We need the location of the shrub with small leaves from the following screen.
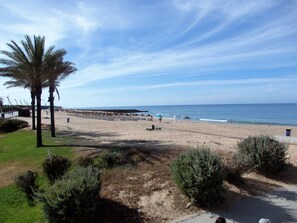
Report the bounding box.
[42,154,71,183]
[78,156,94,167]
[97,150,127,169]
[15,170,38,204]
[171,147,225,208]
[96,149,149,169]
[237,135,288,175]
[37,166,101,223]
[0,119,28,132]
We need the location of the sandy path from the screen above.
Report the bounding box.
[172,183,297,223]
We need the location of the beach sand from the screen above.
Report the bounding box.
[16,110,297,222]
[37,110,297,160]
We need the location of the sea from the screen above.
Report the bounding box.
[83,103,297,126]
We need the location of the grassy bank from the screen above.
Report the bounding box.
[0,130,73,223]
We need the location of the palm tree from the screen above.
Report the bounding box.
[0,35,50,147]
[0,96,3,118]
[3,77,36,130]
[44,49,76,137]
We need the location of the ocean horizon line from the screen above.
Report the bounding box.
[71,102,297,109]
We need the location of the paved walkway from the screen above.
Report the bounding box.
[172,185,297,223]
[275,135,297,144]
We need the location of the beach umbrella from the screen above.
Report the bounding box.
[156,113,162,118]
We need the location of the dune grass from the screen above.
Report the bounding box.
[0,130,73,223]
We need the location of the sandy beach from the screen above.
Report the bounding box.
[34,110,297,160]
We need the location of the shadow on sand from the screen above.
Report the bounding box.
[96,198,144,223]
[265,163,297,185]
[44,129,181,161]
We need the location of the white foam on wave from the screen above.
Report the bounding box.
[199,118,228,123]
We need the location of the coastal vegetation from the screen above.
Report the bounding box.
[37,166,101,223]
[170,135,289,209]
[171,147,225,208]
[15,171,39,205]
[46,49,76,137]
[42,154,71,183]
[0,96,3,116]
[0,119,28,132]
[237,135,288,175]
[0,35,76,146]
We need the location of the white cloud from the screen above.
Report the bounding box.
[0,0,297,106]
[67,76,297,94]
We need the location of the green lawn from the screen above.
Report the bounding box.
[0,184,45,223]
[0,130,72,168]
[0,130,73,223]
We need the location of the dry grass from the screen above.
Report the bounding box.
[0,163,29,187]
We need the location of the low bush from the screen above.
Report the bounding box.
[42,154,71,183]
[97,151,126,168]
[77,156,94,167]
[15,171,38,204]
[96,149,148,169]
[171,147,225,208]
[237,135,288,174]
[0,119,28,132]
[37,166,101,223]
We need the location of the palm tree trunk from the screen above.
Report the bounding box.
[31,91,36,130]
[36,88,43,147]
[49,86,55,137]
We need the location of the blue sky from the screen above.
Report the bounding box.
[0,0,296,107]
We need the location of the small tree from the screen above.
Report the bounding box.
[45,50,76,137]
[0,96,3,118]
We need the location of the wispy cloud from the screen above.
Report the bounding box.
[0,0,296,106]
[76,76,297,94]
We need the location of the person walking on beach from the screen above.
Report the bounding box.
[159,115,162,123]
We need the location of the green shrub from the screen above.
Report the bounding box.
[37,166,101,223]
[77,156,94,167]
[42,154,71,183]
[97,151,126,168]
[237,135,288,174]
[96,149,149,169]
[15,171,38,204]
[171,147,225,207]
[0,119,28,132]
